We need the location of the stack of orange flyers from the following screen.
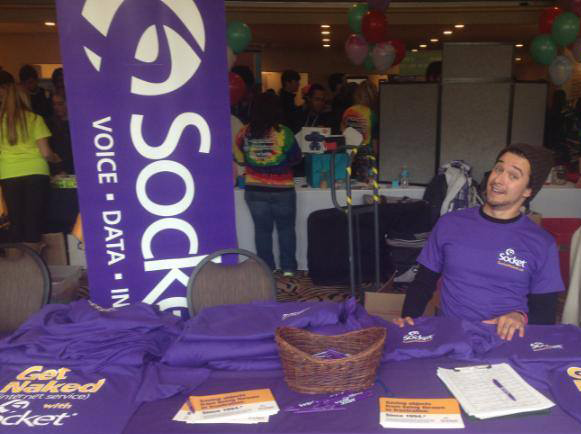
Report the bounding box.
[173,389,279,424]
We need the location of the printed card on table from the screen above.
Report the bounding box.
[186,388,279,423]
[380,397,464,429]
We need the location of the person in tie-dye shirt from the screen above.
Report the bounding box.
[341,80,378,181]
[234,92,302,276]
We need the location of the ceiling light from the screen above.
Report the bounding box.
[322,38,331,42]
[515,43,524,48]
[323,44,331,48]
[320,24,330,28]
[443,30,453,35]
[321,31,330,35]
[515,57,522,61]
[454,24,465,29]
[430,38,439,43]
[44,21,56,26]
[419,44,428,48]
[411,48,418,52]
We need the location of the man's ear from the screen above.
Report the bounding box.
[523,187,532,199]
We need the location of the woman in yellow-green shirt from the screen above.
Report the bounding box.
[0,71,60,245]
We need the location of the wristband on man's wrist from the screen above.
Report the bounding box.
[515,311,528,325]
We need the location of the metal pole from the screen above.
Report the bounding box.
[329,146,357,298]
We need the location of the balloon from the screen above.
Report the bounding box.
[571,0,581,17]
[572,38,581,61]
[345,34,369,65]
[539,6,563,33]
[363,53,375,72]
[227,21,252,54]
[530,34,557,65]
[348,3,369,34]
[371,42,396,72]
[549,55,574,85]
[362,10,387,44]
[229,72,245,105]
[368,0,390,11]
[552,12,580,46]
[227,46,236,69]
[385,39,406,65]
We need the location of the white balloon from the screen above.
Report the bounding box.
[549,55,573,86]
[371,42,396,73]
[227,46,236,69]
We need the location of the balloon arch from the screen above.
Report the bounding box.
[531,4,581,86]
[345,2,406,72]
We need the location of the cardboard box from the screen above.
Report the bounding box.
[364,291,437,322]
[67,234,87,267]
[527,211,542,226]
[41,233,68,265]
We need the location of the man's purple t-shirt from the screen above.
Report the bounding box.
[417,207,564,321]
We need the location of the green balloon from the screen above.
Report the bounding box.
[530,34,557,65]
[552,12,580,47]
[348,3,369,34]
[364,53,375,72]
[227,21,252,54]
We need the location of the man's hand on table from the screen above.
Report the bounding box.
[392,316,415,327]
[482,312,526,341]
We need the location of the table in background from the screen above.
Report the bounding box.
[123,357,581,434]
[235,186,425,270]
[235,184,581,271]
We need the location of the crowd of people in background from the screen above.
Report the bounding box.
[0,65,73,248]
[231,66,382,276]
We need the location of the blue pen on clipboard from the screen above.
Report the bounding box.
[492,378,517,401]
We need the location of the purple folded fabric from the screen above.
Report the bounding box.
[477,324,581,363]
[0,301,182,372]
[136,364,210,402]
[381,317,497,362]
[0,363,145,434]
[162,299,378,368]
[548,362,581,425]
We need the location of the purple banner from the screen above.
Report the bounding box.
[55,0,237,316]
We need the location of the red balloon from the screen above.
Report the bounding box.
[362,10,387,44]
[385,39,406,66]
[229,72,245,106]
[571,0,581,16]
[539,6,563,33]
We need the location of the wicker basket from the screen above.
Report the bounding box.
[275,326,387,394]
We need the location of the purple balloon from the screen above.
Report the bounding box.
[345,34,369,65]
[368,0,390,11]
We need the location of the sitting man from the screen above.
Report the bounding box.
[394,144,564,341]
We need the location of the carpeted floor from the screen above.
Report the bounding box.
[275,271,398,303]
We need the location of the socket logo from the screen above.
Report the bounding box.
[402,330,434,344]
[530,341,564,352]
[81,0,205,96]
[497,248,527,272]
[0,400,78,427]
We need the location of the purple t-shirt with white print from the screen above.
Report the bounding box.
[418,207,564,321]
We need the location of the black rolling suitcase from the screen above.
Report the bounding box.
[307,205,392,286]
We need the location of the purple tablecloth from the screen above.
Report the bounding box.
[122,357,581,434]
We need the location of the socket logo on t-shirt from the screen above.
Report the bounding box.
[567,367,581,392]
[402,331,434,344]
[530,342,564,352]
[497,248,527,272]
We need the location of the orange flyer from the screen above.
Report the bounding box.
[187,389,278,422]
[379,397,464,429]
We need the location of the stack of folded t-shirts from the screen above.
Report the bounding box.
[162,298,383,371]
